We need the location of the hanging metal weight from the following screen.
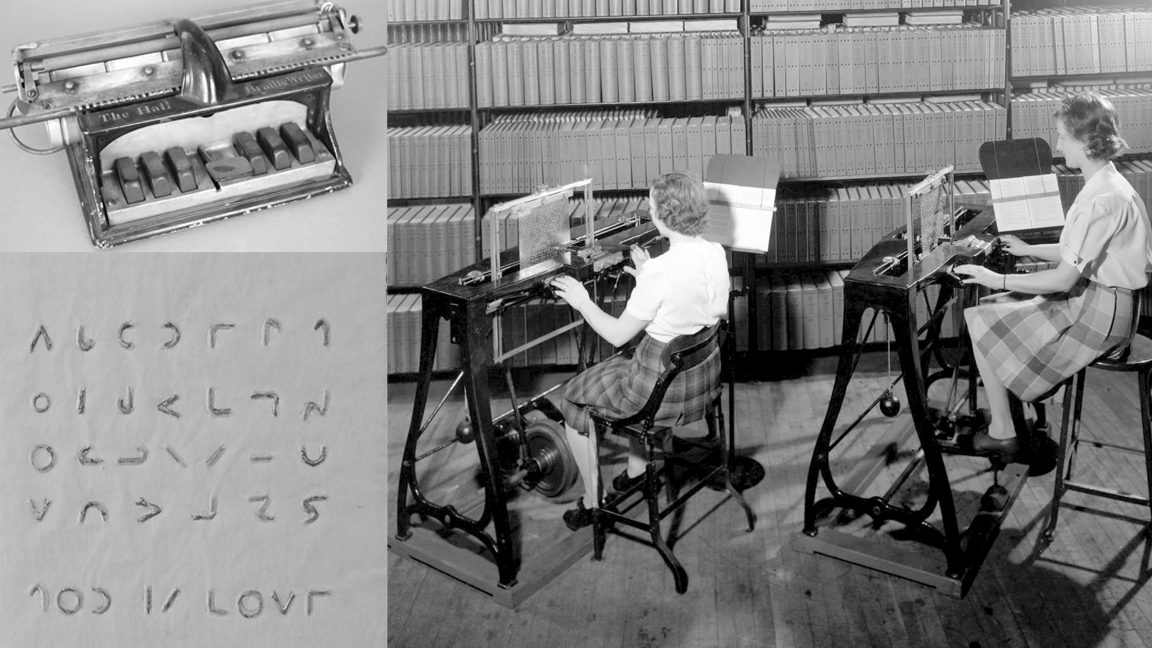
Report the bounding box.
[879,389,901,417]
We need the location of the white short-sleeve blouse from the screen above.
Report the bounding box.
[624,238,730,343]
[1059,162,1152,290]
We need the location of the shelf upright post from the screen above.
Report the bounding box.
[468,0,485,264]
[1004,0,1013,140]
[742,0,753,157]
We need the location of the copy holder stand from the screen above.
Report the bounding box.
[702,154,781,489]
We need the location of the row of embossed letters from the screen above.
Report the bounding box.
[27,494,329,525]
[30,387,330,419]
[29,319,331,352]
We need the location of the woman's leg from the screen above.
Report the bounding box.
[965,309,1015,439]
[565,423,600,505]
[626,438,647,478]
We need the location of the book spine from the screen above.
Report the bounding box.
[618,38,635,102]
[667,36,687,100]
[685,36,703,100]
[554,39,571,104]
[601,38,619,103]
[651,37,670,101]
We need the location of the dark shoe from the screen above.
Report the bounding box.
[971,431,1019,462]
[611,470,646,492]
[563,498,594,531]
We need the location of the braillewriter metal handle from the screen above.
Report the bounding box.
[0,44,386,134]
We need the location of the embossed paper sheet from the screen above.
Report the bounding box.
[0,253,387,647]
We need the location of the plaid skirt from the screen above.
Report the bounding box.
[966,279,1136,402]
[558,333,721,435]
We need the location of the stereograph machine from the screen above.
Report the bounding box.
[797,165,1059,597]
[0,0,386,246]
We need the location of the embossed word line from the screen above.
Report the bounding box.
[28,585,331,618]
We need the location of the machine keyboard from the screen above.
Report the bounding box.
[101,121,335,226]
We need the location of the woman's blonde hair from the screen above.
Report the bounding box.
[650,171,709,236]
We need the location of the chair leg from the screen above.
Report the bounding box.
[1066,369,1088,482]
[646,464,688,594]
[592,506,606,560]
[1140,369,1152,526]
[660,431,679,509]
[642,434,688,594]
[591,425,606,561]
[1042,373,1080,542]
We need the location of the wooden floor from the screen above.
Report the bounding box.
[387,357,1152,648]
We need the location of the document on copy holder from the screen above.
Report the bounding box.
[979,138,1066,234]
[703,155,781,253]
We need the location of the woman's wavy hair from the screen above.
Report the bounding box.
[1054,92,1128,161]
[650,171,709,236]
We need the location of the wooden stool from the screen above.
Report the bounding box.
[1041,333,1152,542]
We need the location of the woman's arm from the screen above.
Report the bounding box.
[1019,243,1063,264]
[953,259,1082,294]
[998,235,1062,263]
[549,275,650,347]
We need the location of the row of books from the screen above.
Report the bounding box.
[750,100,1006,178]
[388,43,471,111]
[471,101,1003,195]
[385,178,974,286]
[475,34,745,108]
[1052,158,1152,215]
[1010,8,1152,77]
[388,0,465,23]
[750,0,999,10]
[759,178,990,265]
[387,17,1138,111]
[504,19,741,35]
[750,270,964,351]
[387,22,497,45]
[748,25,1005,98]
[390,93,1145,197]
[387,203,478,286]
[390,125,473,200]
[388,293,458,375]
[392,87,1152,198]
[477,112,735,194]
[466,0,994,20]
[387,197,644,286]
[475,0,741,19]
[834,11,967,28]
[1011,87,1152,156]
[386,158,1152,290]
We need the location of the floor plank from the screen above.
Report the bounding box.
[388,359,1152,647]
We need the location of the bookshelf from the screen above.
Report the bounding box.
[1006,1,1152,329]
[387,0,1152,375]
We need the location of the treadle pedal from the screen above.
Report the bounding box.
[705,456,766,492]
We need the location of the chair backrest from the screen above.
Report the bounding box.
[619,323,722,430]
